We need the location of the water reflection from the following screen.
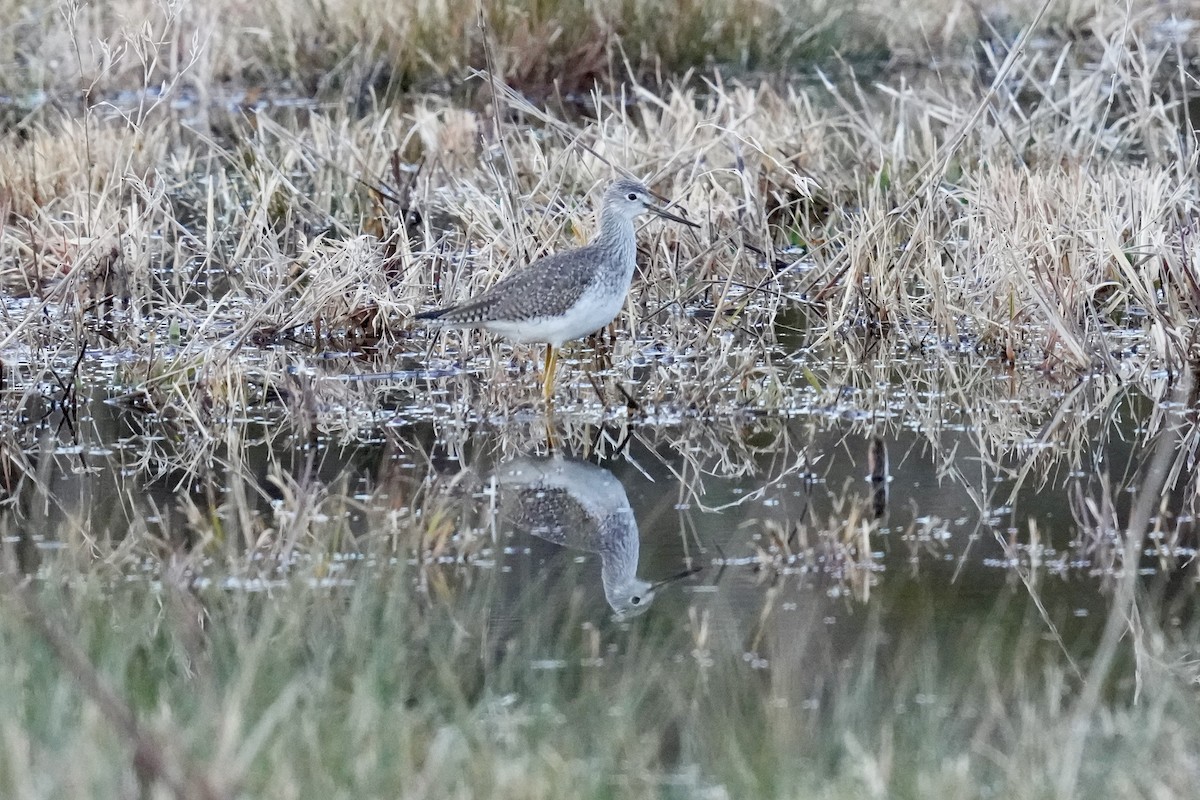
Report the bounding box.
[495,455,657,617]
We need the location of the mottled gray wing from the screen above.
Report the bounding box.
[430,246,598,325]
[501,486,599,549]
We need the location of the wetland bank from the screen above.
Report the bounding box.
[4,0,1200,797]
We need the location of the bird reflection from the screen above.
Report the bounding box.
[495,456,654,617]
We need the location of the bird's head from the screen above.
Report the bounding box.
[604,179,699,228]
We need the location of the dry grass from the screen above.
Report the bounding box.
[0,0,1120,103]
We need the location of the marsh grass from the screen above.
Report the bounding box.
[8,4,1200,431]
[0,0,1113,103]
[6,0,1200,797]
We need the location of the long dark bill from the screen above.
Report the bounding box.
[648,203,700,228]
[649,565,703,591]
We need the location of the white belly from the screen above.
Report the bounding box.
[483,283,628,346]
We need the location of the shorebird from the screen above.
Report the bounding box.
[414,178,698,401]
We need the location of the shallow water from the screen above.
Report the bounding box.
[3,347,1188,677]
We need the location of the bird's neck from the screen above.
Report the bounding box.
[591,210,637,272]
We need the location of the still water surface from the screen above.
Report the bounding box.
[7,353,1173,687]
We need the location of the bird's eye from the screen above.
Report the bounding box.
[626,192,638,201]
[631,595,642,605]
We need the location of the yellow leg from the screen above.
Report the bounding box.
[542,345,559,402]
[543,404,558,451]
